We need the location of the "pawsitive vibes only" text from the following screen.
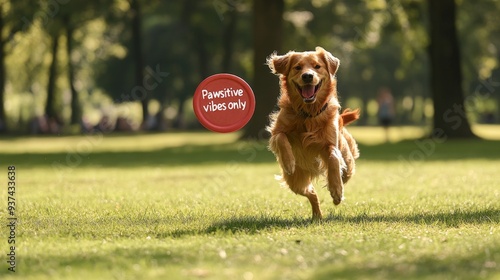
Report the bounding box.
[201,88,247,112]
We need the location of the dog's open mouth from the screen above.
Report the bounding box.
[295,81,322,103]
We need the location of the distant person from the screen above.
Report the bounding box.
[95,115,115,133]
[80,116,94,134]
[47,116,62,134]
[377,88,395,142]
[115,116,135,132]
[30,115,49,134]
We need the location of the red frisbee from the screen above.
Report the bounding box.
[193,73,255,133]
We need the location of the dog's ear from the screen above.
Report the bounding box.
[316,46,340,76]
[267,52,292,75]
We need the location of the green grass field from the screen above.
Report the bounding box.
[0,126,499,280]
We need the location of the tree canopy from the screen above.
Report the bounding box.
[0,0,499,136]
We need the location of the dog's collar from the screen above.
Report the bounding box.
[299,102,329,118]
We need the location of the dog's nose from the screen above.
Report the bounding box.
[302,73,313,83]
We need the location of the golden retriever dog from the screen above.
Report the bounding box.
[266,46,360,220]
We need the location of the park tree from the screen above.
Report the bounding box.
[95,1,245,129]
[0,3,8,132]
[0,1,39,132]
[0,3,7,131]
[62,0,113,125]
[427,0,476,138]
[459,0,500,121]
[19,0,115,128]
[129,0,149,125]
[41,4,73,123]
[242,0,284,139]
[44,29,60,122]
[2,0,499,134]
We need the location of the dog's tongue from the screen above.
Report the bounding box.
[301,85,315,99]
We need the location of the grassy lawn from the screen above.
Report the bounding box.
[0,126,499,279]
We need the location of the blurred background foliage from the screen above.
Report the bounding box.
[0,0,499,134]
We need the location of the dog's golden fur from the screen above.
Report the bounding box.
[266,47,360,220]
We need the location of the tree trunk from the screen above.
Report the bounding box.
[172,0,195,129]
[427,0,476,138]
[45,32,59,119]
[222,9,237,72]
[241,0,284,139]
[65,19,80,125]
[130,0,148,125]
[195,29,209,78]
[0,8,6,132]
[174,94,187,129]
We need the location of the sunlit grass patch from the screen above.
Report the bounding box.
[0,130,499,279]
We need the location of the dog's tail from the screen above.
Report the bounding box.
[339,108,360,127]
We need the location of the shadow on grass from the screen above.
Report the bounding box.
[358,139,500,161]
[166,207,499,237]
[0,142,275,168]
[12,210,499,279]
[204,216,313,234]
[312,246,500,280]
[12,243,500,280]
[329,207,500,227]
[160,216,312,238]
[3,139,500,168]
[2,246,178,278]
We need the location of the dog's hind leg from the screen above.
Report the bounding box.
[305,184,322,220]
[283,167,322,220]
[340,129,359,184]
[340,138,355,184]
[323,146,345,205]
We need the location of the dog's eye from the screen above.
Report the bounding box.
[294,65,302,71]
[314,65,321,69]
